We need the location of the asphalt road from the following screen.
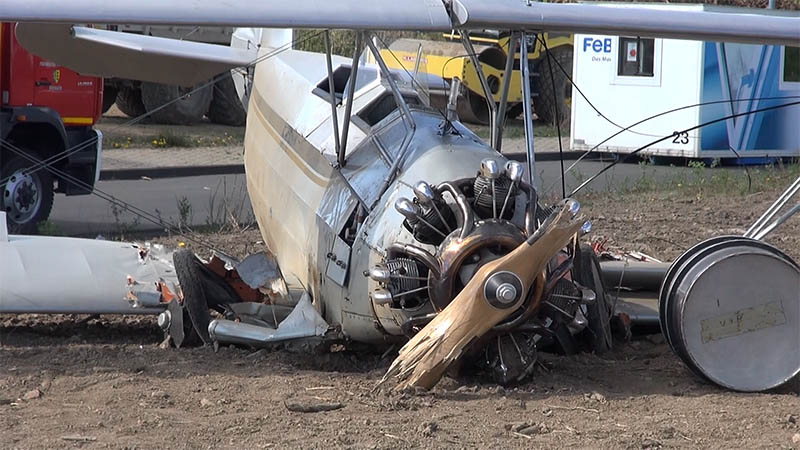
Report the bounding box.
[49,160,739,236]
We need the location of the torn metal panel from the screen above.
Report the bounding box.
[207,293,330,347]
[235,252,288,299]
[0,218,177,315]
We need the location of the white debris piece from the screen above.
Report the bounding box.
[0,212,177,315]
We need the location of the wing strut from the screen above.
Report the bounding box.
[339,33,364,168]
[494,32,518,152]
[520,32,539,237]
[324,31,342,159]
[461,32,498,148]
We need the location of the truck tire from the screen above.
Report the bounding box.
[141,82,213,125]
[102,86,118,114]
[208,72,247,126]
[536,47,573,130]
[1,152,55,234]
[115,87,147,118]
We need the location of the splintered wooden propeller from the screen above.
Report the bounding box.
[380,200,584,391]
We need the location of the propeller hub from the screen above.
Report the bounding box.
[484,271,524,309]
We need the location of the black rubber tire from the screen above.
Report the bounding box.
[572,244,614,353]
[535,47,573,130]
[456,89,490,125]
[173,249,242,345]
[102,86,119,114]
[1,152,54,234]
[207,73,247,127]
[141,82,213,125]
[115,87,147,118]
[173,250,216,345]
[505,103,523,119]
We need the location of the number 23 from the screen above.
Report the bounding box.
[672,131,689,145]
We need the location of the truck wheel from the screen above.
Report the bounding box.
[208,72,247,126]
[505,103,523,119]
[536,47,573,130]
[141,82,213,125]
[1,152,55,234]
[102,86,119,114]
[115,87,147,118]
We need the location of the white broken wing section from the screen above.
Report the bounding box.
[0,221,177,315]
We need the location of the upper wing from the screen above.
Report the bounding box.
[2,0,797,86]
[0,0,453,30]
[452,0,799,46]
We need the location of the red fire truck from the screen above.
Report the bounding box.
[1,22,103,233]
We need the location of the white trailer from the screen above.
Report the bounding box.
[570,4,799,161]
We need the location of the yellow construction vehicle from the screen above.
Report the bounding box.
[381,31,573,126]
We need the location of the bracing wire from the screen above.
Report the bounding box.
[568,100,800,197]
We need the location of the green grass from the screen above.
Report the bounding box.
[105,129,244,150]
[613,159,800,198]
[470,122,561,140]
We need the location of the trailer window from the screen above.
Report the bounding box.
[617,37,655,77]
[783,46,799,83]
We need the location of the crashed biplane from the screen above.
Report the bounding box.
[1,0,798,392]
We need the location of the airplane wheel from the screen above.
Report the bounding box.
[173,250,242,345]
[173,250,215,344]
[573,244,613,353]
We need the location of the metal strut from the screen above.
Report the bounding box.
[339,32,363,168]
[461,32,497,147]
[323,31,341,157]
[495,32,519,152]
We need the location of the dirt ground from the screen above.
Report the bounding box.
[2,182,799,449]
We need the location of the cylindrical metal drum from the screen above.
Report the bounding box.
[659,237,800,391]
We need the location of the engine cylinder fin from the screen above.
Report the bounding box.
[473,175,515,220]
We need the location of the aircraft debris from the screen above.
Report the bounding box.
[207,293,332,347]
[0,213,177,315]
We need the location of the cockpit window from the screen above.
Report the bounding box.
[315,65,351,103]
[314,65,379,104]
[358,93,420,127]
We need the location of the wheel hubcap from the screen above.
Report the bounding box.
[3,169,42,223]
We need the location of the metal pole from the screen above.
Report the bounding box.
[519,33,537,191]
[460,32,497,147]
[323,31,341,158]
[754,202,800,240]
[768,0,776,10]
[339,32,363,168]
[495,32,518,152]
[744,175,800,238]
